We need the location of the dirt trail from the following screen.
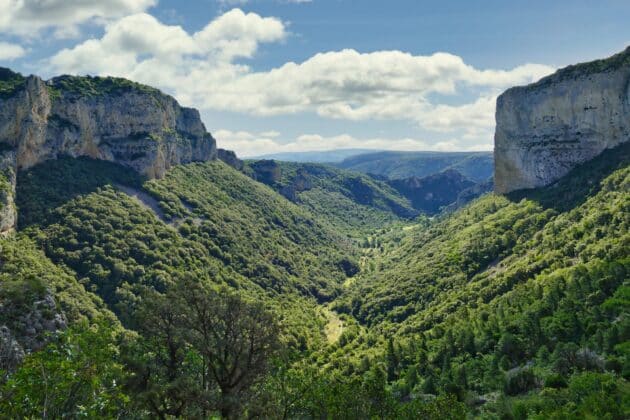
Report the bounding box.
[114,184,168,222]
[115,184,205,228]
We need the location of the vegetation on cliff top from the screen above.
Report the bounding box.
[48,74,163,98]
[0,67,25,99]
[511,46,630,93]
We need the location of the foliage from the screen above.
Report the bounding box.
[308,143,630,419]
[17,158,355,307]
[124,279,281,418]
[49,74,162,98]
[0,320,129,418]
[246,160,418,237]
[2,140,629,418]
[0,67,25,99]
[143,160,356,300]
[0,235,112,335]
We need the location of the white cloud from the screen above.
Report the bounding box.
[0,41,26,60]
[45,8,554,150]
[0,0,156,37]
[49,9,286,76]
[260,130,281,138]
[214,129,492,157]
[200,50,552,129]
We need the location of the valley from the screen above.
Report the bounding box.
[0,46,629,419]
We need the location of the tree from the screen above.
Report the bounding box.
[176,279,281,419]
[122,287,202,419]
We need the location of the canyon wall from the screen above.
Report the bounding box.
[0,69,219,232]
[495,47,630,193]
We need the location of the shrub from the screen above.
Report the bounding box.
[544,373,568,389]
[504,367,539,395]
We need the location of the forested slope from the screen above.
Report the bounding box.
[18,157,355,302]
[1,142,627,418]
[323,142,630,418]
[247,160,418,236]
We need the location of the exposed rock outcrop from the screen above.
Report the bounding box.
[0,291,67,372]
[218,148,244,170]
[0,69,222,231]
[495,47,630,193]
[388,169,476,214]
[0,149,17,234]
[0,72,217,177]
[250,159,282,185]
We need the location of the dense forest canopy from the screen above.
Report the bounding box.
[0,140,627,418]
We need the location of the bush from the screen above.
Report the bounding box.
[544,373,568,389]
[574,348,605,372]
[504,367,539,396]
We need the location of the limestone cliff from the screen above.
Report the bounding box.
[495,47,630,193]
[0,68,219,232]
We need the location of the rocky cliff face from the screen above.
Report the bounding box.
[495,47,630,193]
[388,169,476,214]
[0,149,17,234]
[0,69,219,232]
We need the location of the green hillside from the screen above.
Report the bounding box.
[17,157,356,302]
[247,160,419,236]
[323,142,629,418]
[0,235,114,360]
[1,143,628,418]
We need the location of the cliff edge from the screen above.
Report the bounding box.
[494,46,630,193]
[0,68,219,232]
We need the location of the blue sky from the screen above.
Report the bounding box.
[0,0,628,156]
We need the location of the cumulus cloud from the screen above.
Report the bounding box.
[214,129,492,157]
[46,8,553,149]
[49,9,285,75]
[0,41,26,60]
[0,0,156,37]
[202,50,552,127]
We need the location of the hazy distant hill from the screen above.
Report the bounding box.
[251,149,382,163]
[336,150,493,182]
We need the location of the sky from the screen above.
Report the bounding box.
[0,1,628,157]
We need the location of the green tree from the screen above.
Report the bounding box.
[175,279,282,418]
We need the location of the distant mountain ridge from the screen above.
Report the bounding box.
[250,148,383,163]
[336,150,493,182]
[246,159,419,235]
[252,149,494,183]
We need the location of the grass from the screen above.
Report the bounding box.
[323,307,344,344]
